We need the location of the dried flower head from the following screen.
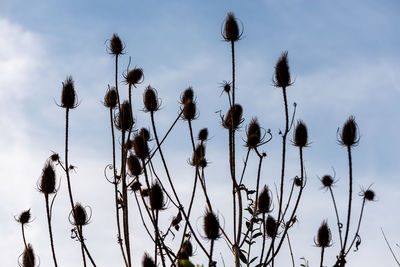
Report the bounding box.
[182,100,197,121]
[143,86,160,112]
[130,181,142,192]
[246,118,261,148]
[180,87,194,104]
[116,100,133,131]
[70,203,91,226]
[50,153,59,162]
[22,243,35,267]
[198,128,208,141]
[294,177,303,187]
[293,120,308,148]
[220,81,231,94]
[149,182,165,211]
[266,215,278,238]
[223,104,243,130]
[142,253,156,267]
[104,87,118,108]
[315,220,332,248]
[127,154,142,176]
[203,209,220,240]
[178,239,193,260]
[61,76,78,109]
[222,12,241,42]
[338,116,359,147]
[360,188,376,201]
[17,209,31,225]
[125,68,144,86]
[191,143,207,168]
[258,186,272,214]
[109,33,124,56]
[133,134,149,160]
[38,161,57,195]
[273,51,292,88]
[320,175,335,189]
[139,128,151,141]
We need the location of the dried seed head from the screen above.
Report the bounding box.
[339,116,359,147]
[109,33,124,56]
[22,243,35,267]
[198,128,208,141]
[180,87,194,104]
[130,181,142,192]
[182,101,197,121]
[293,120,308,148]
[246,118,261,148]
[273,51,292,88]
[133,134,149,160]
[116,101,133,131]
[17,209,31,225]
[143,86,160,112]
[127,154,142,176]
[294,177,302,187]
[142,253,156,267]
[266,215,278,238]
[104,87,118,108]
[223,104,243,130]
[39,162,56,195]
[139,128,151,142]
[363,189,376,201]
[191,143,206,168]
[141,188,149,197]
[71,203,90,226]
[125,68,144,86]
[321,175,334,188]
[150,183,165,211]
[222,12,241,42]
[221,81,231,94]
[61,76,77,109]
[203,209,220,240]
[316,220,332,248]
[258,186,272,214]
[50,153,59,162]
[178,239,193,259]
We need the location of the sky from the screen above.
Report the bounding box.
[1,0,399,266]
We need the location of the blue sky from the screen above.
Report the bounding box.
[1,1,399,266]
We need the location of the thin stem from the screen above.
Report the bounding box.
[21,224,28,249]
[320,247,325,267]
[209,239,215,267]
[45,194,58,267]
[381,228,400,266]
[81,228,87,267]
[329,187,343,249]
[287,233,295,267]
[239,148,250,185]
[345,198,366,256]
[342,146,353,254]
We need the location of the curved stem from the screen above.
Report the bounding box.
[329,187,343,249]
[345,198,366,256]
[45,194,58,267]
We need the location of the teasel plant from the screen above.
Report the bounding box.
[16,209,37,267]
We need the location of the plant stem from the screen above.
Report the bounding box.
[329,187,343,249]
[45,194,58,267]
[342,146,353,255]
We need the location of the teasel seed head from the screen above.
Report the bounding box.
[338,116,359,147]
[104,87,118,108]
[191,143,206,168]
[38,161,57,195]
[198,128,208,141]
[178,239,193,259]
[258,185,272,214]
[130,181,142,192]
[315,220,332,248]
[109,33,124,56]
[222,12,241,42]
[143,86,160,112]
[116,100,133,131]
[362,189,376,201]
[125,67,144,86]
[127,154,142,176]
[139,127,151,142]
[22,243,35,267]
[203,209,220,240]
[223,104,243,131]
[320,175,335,189]
[273,51,292,88]
[266,215,278,238]
[221,81,231,94]
[50,153,59,162]
[294,176,303,187]
[246,118,261,148]
[150,182,165,211]
[180,87,194,104]
[182,100,197,121]
[142,253,156,267]
[61,76,78,109]
[70,203,91,226]
[293,120,308,148]
[17,209,31,225]
[133,133,149,160]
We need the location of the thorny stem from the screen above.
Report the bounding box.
[209,239,215,267]
[345,198,366,256]
[45,194,58,267]
[80,227,87,267]
[320,247,325,267]
[342,146,353,256]
[65,108,96,267]
[329,187,343,249]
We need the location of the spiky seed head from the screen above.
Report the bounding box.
[125,68,144,86]
[133,134,149,160]
[17,209,31,225]
[182,101,196,121]
[191,144,206,167]
[130,181,142,192]
[104,87,118,108]
[109,33,124,56]
[149,182,165,211]
[22,243,35,267]
[266,215,278,238]
[321,175,334,188]
[363,189,376,201]
[246,118,261,148]
[72,203,89,226]
[222,81,231,94]
[198,128,208,141]
[143,86,160,112]
[223,12,240,42]
[203,209,220,240]
[178,239,193,259]
[127,154,142,176]
[142,253,156,267]
[273,51,292,88]
[116,101,133,131]
[293,120,308,148]
[39,162,56,194]
[339,116,359,147]
[139,128,151,141]
[316,220,332,248]
[223,104,243,130]
[180,87,194,104]
[50,153,59,162]
[294,177,302,187]
[141,188,149,197]
[258,186,272,214]
[61,76,77,109]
